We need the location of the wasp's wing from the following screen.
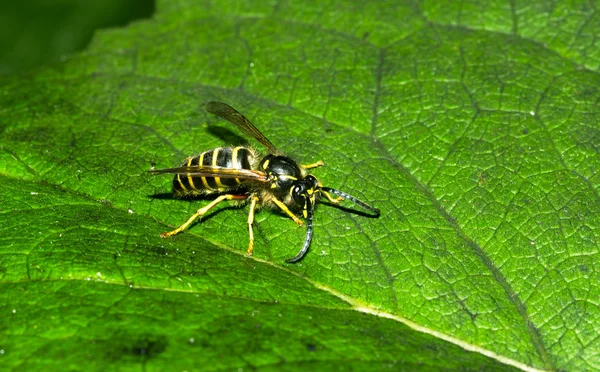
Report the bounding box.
[149,165,269,182]
[206,101,278,153]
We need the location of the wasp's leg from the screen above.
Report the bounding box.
[301,160,324,169]
[160,194,248,237]
[322,190,344,204]
[246,195,259,256]
[272,197,304,226]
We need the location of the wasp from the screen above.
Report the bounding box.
[150,102,380,263]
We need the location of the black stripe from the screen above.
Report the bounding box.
[172,174,185,193]
[185,157,197,191]
[173,156,196,193]
[203,149,218,189]
[216,148,237,187]
[187,156,201,191]
[174,172,191,193]
[216,147,233,168]
[237,148,252,170]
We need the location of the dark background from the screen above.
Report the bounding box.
[0,0,154,75]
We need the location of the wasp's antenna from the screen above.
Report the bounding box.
[320,187,380,216]
[286,198,314,263]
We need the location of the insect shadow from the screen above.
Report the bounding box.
[320,201,382,219]
[206,125,247,146]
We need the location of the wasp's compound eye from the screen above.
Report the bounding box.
[292,185,306,205]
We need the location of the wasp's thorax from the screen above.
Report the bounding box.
[259,154,301,195]
[259,155,320,211]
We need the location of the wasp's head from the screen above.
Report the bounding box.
[285,175,381,264]
[291,175,319,218]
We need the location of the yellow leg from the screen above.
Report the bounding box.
[302,160,324,169]
[272,197,304,226]
[160,194,247,237]
[323,190,344,204]
[247,196,259,256]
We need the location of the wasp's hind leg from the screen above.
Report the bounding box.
[246,195,259,256]
[301,160,324,169]
[160,194,248,237]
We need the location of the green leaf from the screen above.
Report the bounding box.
[1,1,599,370]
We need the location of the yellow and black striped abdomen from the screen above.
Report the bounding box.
[173,146,255,195]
